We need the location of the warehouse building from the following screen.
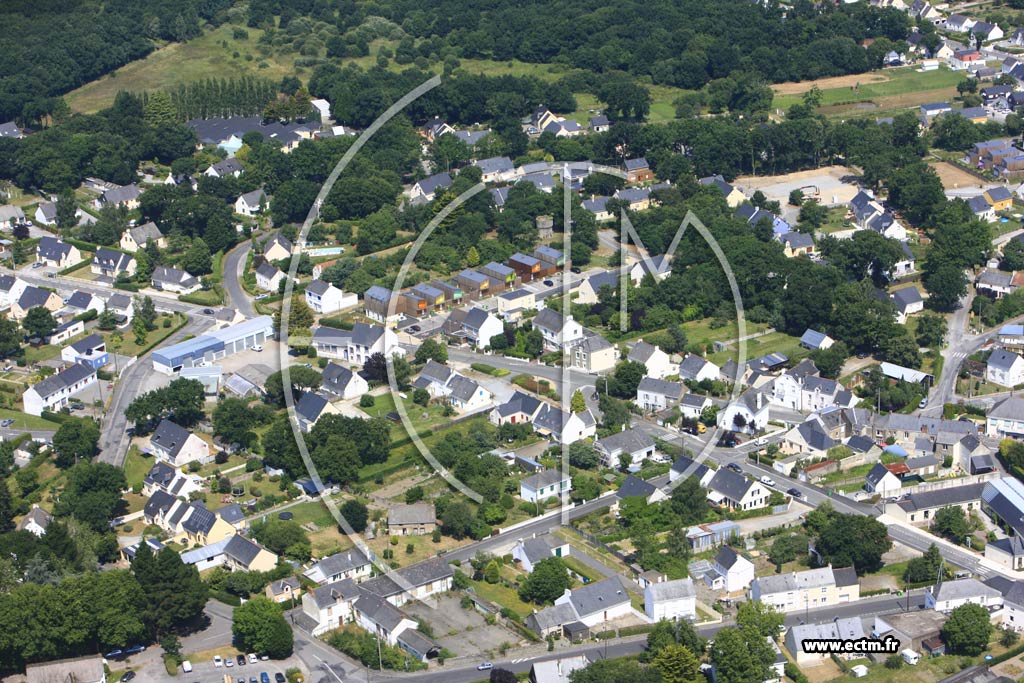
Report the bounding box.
[152,316,274,374]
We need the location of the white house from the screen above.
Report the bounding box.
[520,470,572,503]
[304,547,373,585]
[205,158,243,178]
[457,307,504,349]
[645,578,696,622]
[678,354,720,383]
[636,377,685,412]
[552,576,632,628]
[16,505,53,537]
[628,341,677,379]
[706,468,769,511]
[988,349,1024,388]
[865,463,902,496]
[710,546,755,593]
[255,262,285,291]
[22,363,97,416]
[987,396,1024,438]
[924,578,1002,612]
[512,535,570,573]
[147,419,212,467]
[234,188,268,216]
[152,266,201,295]
[800,329,834,351]
[321,362,370,400]
[717,390,769,434]
[679,393,711,421]
[311,323,402,366]
[305,279,357,315]
[0,276,27,311]
[532,308,584,351]
[594,428,657,468]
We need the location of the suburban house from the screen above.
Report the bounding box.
[987,537,1024,571]
[295,392,341,433]
[17,505,53,537]
[594,429,657,468]
[152,266,201,294]
[532,308,584,351]
[22,363,97,416]
[770,365,856,412]
[988,349,1024,387]
[624,158,653,183]
[644,578,696,622]
[679,393,712,421]
[234,188,268,216]
[520,470,573,503]
[865,462,903,496]
[25,656,106,683]
[205,158,243,178]
[142,460,202,498]
[147,419,212,467]
[636,377,685,411]
[716,389,770,434]
[60,334,109,370]
[473,156,515,183]
[496,288,536,320]
[750,565,860,612]
[512,534,570,573]
[305,279,357,314]
[982,477,1024,537]
[311,322,402,366]
[777,232,815,258]
[709,546,755,593]
[678,354,720,383]
[800,329,834,351]
[91,248,136,279]
[686,520,739,552]
[574,271,619,305]
[105,293,133,325]
[699,174,745,207]
[63,290,104,317]
[568,334,618,373]
[892,287,925,323]
[0,276,27,310]
[263,233,294,262]
[706,468,770,511]
[36,200,80,226]
[321,363,369,400]
[531,657,590,683]
[785,618,867,666]
[304,547,373,584]
[180,533,278,573]
[628,341,677,379]
[36,236,83,269]
[526,576,632,636]
[924,578,1003,612]
[446,307,503,348]
[10,286,61,321]
[386,504,436,536]
[96,183,141,210]
[409,172,453,203]
[363,285,400,323]
[120,222,166,252]
[266,577,302,604]
[987,396,1024,438]
[255,262,285,291]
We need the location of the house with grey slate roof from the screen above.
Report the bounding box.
[595,428,657,468]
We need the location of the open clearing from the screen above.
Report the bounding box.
[734,165,860,207]
[929,160,989,191]
[772,67,965,115]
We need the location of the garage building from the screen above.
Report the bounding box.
[152,316,274,374]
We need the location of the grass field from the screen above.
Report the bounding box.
[706,330,806,367]
[0,408,60,432]
[123,446,153,490]
[772,67,966,115]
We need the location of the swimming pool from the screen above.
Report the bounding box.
[303,246,346,257]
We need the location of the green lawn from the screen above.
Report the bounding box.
[358,391,455,440]
[123,445,153,489]
[707,331,806,367]
[772,66,966,111]
[819,206,854,234]
[102,313,181,357]
[282,499,338,529]
[682,319,771,356]
[0,408,60,431]
[467,578,535,619]
[22,344,62,365]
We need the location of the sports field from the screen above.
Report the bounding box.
[771,66,967,115]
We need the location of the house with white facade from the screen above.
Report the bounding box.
[512,535,571,573]
[525,577,632,636]
[924,578,1002,612]
[678,354,720,383]
[147,419,212,467]
[645,578,696,622]
[321,362,370,400]
[520,470,572,503]
[628,341,677,379]
[987,396,1024,438]
[255,262,285,291]
[706,468,770,511]
[636,377,685,412]
[22,363,97,416]
[717,389,770,434]
[710,546,755,593]
[595,429,657,468]
[865,462,903,496]
[532,308,584,351]
[988,349,1024,388]
[152,266,201,295]
[751,565,860,613]
[305,279,357,314]
[311,323,402,366]
[234,188,267,217]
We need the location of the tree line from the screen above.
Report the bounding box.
[166,77,280,121]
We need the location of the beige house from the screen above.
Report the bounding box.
[751,565,860,613]
[263,233,293,262]
[120,222,166,253]
[387,503,436,536]
[568,335,617,373]
[10,286,61,320]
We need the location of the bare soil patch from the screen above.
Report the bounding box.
[929,161,987,191]
[771,72,890,96]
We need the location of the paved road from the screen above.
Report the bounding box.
[97,315,211,465]
[8,267,197,315]
[223,241,256,318]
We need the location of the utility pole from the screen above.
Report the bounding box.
[377,632,383,672]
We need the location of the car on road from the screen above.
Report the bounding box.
[237,655,246,666]
[478,663,494,671]
[918,397,928,409]
[542,279,554,286]
[119,673,136,683]
[248,654,258,664]
[1,419,13,428]
[726,463,742,473]
[202,308,214,315]
[787,488,803,498]
[213,656,223,668]
[760,476,776,487]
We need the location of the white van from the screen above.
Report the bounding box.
[181,661,193,673]
[901,649,920,666]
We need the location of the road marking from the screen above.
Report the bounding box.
[316,655,345,683]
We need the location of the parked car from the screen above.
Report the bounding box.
[542,279,554,286]
[252,345,263,352]
[1,419,13,428]
[119,672,136,682]
[918,397,928,409]
[726,463,742,473]
[570,266,582,274]
[225,657,234,667]
[275,674,286,683]
[260,673,270,683]
[104,650,123,660]
[237,655,246,666]
[787,488,803,498]
[213,656,223,668]
[201,308,215,315]
[248,654,258,664]
[123,645,144,656]
[760,476,776,488]
[31,262,42,269]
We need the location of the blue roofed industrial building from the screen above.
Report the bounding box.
[152,316,274,374]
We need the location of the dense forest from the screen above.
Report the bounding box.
[0,0,234,123]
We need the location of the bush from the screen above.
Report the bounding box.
[885,655,903,670]
[359,394,375,408]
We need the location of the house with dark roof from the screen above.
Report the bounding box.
[387,504,436,536]
[295,392,340,433]
[305,547,373,584]
[595,429,657,468]
[525,577,632,636]
[22,363,97,416]
[988,349,1024,387]
[926,577,1002,612]
[234,188,268,217]
[613,475,666,508]
[987,396,1024,438]
[520,469,573,503]
[147,419,212,467]
[709,545,755,592]
[473,156,515,183]
[91,247,136,279]
[10,285,61,321]
[120,222,166,253]
[624,158,653,183]
[698,174,745,207]
[776,231,815,258]
[205,158,244,178]
[152,266,200,295]
[707,468,769,511]
[885,482,987,524]
[59,333,108,370]
[321,362,369,400]
[17,505,53,537]
[669,454,713,486]
[96,183,141,210]
[628,341,676,379]
[716,389,770,434]
[36,236,83,269]
[512,534,570,573]
[409,172,453,203]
